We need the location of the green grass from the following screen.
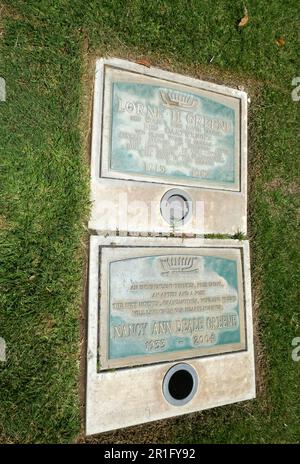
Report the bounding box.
[0,0,299,443]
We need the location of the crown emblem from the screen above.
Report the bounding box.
[159,256,201,274]
[160,90,198,109]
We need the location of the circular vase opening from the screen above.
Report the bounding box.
[163,363,198,406]
[160,189,192,226]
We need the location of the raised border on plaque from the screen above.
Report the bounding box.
[97,245,247,371]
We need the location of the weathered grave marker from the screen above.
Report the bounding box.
[89,58,248,235]
[86,236,255,434]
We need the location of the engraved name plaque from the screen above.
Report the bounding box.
[99,245,246,370]
[102,67,240,191]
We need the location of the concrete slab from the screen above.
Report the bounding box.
[86,236,255,435]
[89,58,248,236]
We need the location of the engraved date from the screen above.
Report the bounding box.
[193,332,216,345]
[145,339,166,351]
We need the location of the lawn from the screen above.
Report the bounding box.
[0,0,299,444]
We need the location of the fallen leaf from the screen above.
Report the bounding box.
[238,15,249,27]
[136,58,151,67]
[276,37,285,46]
